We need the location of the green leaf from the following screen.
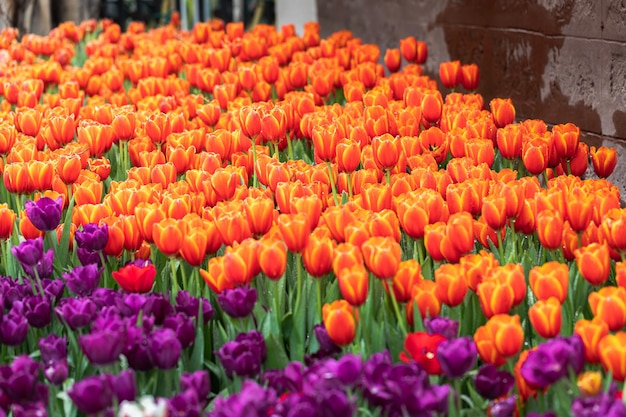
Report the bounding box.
[264,334,290,370]
[189,322,205,371]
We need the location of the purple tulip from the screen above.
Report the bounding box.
[41,278,64,302]
[175,291,214,323]
[123,325,154,372]
[424,316,459,340]
[210,381,277,417]
[91,287,120,309]
[42,359,68,386]
[116,293,149,316]
[55,297,97,330]
[143,293,174,325]
[23,295,52,328]
[217,286,257,318]
[22,249,54,281]
[0,304,29,346]
[148,328,182,370]
[75,223,108,251]
[0,356,40,402]
[474,364,514,400]
[313,324,341,355]
[11,403,48,417]
[11,237,44,267]
[163,312,195,349]
[63,263,102,296]
[168,389,202,417]
[39,334,67,362]
[79,317,126,366]
[68,374,113,415]
[489,395,517,417]
[436,336,477,379]
[572,393,626,417]
[25,196,63,232]
[76,247,103,267]
[217,330,267,379]
[521,335,584,388]
[180,371,211,407]
[109,370,136,403]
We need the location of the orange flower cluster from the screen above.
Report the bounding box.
[0,17,625,396]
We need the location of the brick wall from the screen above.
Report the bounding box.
[316,0,626,194]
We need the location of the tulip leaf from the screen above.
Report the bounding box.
[264,334,290,370]
[56,195,75,270]
[189,322,205,372]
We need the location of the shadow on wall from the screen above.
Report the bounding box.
[434,0,602,136]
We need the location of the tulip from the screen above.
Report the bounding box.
[552,123,580,160]
[389,259,422,303]
[276,213,310,253]
[223,240,259,286]
[490,98,515,128]
[477,279,515,318]
[0,204,16,240]
[437,336,477,378]
[434,263,468,307]
[303,235,334,278]
[588,286,626,331]
[529,297,562,338]
[575,243,610,286]
[486,314,524,358]
[79,318,126,366]
[217,286,257,318]
[439,61,461,89]
[384,48,402,73]
[474,364,515,400]
[574,318,609,364]
[112,259,157,293]
[258,237,287,280]
[149,328,183,370]
[522,137,550,175]
[590,146,617,178]
[338,264,369,307]
[68,375,113,415]
[55,297,97,330]
[180,228,209,267]
[361,236,402,279]
[323,300,358,346]
[25,196,63,232]
[371,133,400,171]
[598,332,626,381]
[529,262,569,304]
[62,264,102,297]
[536,210,564,251]
[461,63,479,90]
[407,280,441,325]
[400,331,446,375]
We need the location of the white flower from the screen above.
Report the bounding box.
[118,396,168,417]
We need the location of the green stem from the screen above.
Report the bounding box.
[346,172,353,198]
[286,133,294,160]
[170,258,179,300]
[316,277,323,324]
[385,169,391,186]
[294,254,303,316]
[327,161,339,206]
[496,229,505,264]
[388,280,408,336]
[251,139,259,188]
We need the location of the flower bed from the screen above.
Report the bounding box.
[0,16,624,417]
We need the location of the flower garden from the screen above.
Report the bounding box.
[0,15,624,417]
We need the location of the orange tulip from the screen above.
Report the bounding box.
[180,228,209,267]
[384,48,401,73]
[120,215,143,252]
[200,257,235,294]
[552,123,580,160]
[474,322,506,366]
[407,280,441,325]
[522,137,550,175]
[529,261,569,304]
[536,210,564,251]
[14,107,42,137]
[360,183,392,213]
[496,124,523,159]
[361,236,402,279]
[389,259,422,303]
[244,196,275,237]
[588,286,626,331]
[152,218,184,257]
[395,197,429,240]
[258,237,287,280]
[371,133,400,171]
[477,279,515,318]
[575,243,610,286]
[48,113,76,145]
[439,61,461,89]
[574,318,609,364]
[483,314,524,358]
[481,194,507,231]
[73,178,103,206]
[529,297,562,338]
[460,63,479,90]
[599,332,626,382]
[447,211,474,255]
[465,138,494,167]
[590,146,617,179]
[100,216,124,257]
[460,251,499,292]
[332,242,363,276]
[434,263,468,307]
[490,98,515,128]
[338,263,369,306]
[322,300,358,346]
[276,213,310,253]
[303,235,334,278]
[223,239,260,286]
[0,204,16,240]
[311,124,340,162]
[418,126,447,163]
[290,195,323,231]
[336,139,361,173]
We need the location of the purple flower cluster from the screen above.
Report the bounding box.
[572,392,626,417]
[216,330,267,378]
[68,370,136,415]
[168,371,211,417]
[11,237,54,281]
[0,356,49,416]
[75,223,108,267]
[521,335,585,388]
[25,197,63,232]
[217,285,257,318]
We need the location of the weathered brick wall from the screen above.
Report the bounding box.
[317,0,626,193]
